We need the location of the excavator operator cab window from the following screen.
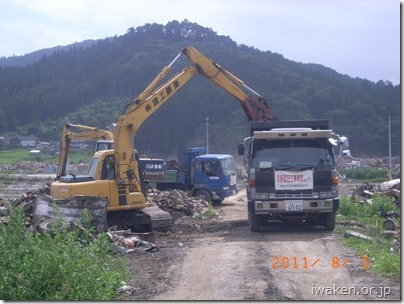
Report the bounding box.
[101,155,115,180]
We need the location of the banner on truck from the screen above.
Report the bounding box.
[275,170,313,190]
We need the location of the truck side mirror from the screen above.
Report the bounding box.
[342,149,352,158]
[238,143,245,156]
[339,136,349,149]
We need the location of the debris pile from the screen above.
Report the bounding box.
[345,179,401,254]
[1,191,159,254]
[166,159,179,170]
[379,179,401,207]
[1,185,214,253]
[0,161,46,173]
[350,180,401,207]
[107,228,159,254]
[148,189,209,221]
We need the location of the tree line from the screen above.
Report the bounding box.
[0,20,400,158]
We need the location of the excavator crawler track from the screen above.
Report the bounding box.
[141,207,173,232]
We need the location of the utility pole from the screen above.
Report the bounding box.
[388,116,391,171]
[206,118,209,154]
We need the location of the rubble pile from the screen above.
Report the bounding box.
[0,161,46,173]
[346,179,401,253]
[350,182,375,204]
[1,193,159,254]
[148,189,209,221]
[166,159,179,170]
[379,179,401,207]
[350,179,401,207]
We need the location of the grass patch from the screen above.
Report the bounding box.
[0,149,32,165]
[0,149,94,174]
[0,204,128,300]
[341,236,400,280]
[339,167,400,182]
[337,195,400,280]
[203,202,218,218]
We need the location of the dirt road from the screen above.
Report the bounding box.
[123,189,400,301]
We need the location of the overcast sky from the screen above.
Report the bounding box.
[0,0,400,84]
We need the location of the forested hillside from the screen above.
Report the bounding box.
[0,20,400,158]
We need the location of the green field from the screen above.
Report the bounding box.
[0,149,93,167]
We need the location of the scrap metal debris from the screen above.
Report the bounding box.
[107,228,159,254]
[33,193,108,233]
[344,230,373,242]
[337,221,366,229]
[382,219,398,231]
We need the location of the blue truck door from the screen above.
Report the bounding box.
[196,159,221,190]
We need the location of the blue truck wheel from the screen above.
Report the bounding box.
[194,189,212,203]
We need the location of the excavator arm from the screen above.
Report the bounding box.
[182,47,277,121]
[57,123,114,178]
[114,46,278,183]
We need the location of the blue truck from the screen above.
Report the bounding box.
[94,141,238,203]
[143,147,238,204]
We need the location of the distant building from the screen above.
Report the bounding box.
[19,135,37,148]
[37,141,51,150]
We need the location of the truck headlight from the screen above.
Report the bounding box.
[319,191,337,198]
[252,193,268,200]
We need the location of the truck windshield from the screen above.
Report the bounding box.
[251,139,335,169]
[220,157,236,175]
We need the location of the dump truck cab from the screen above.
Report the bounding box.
[239,120,348,232]
[191,153,238,202]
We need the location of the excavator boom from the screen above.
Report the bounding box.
[114,46,278,181]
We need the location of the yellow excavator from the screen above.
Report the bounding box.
[50,46,278,232]
[56,123,114,178]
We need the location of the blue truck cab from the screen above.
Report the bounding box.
[189,152,238,203]
[152,147,238,204]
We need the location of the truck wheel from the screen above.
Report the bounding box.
[324,212,336,231]
[194,189,212,203]
[212,199,223,206]
[249,214,262,232]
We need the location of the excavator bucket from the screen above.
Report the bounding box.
[241,97,278,121]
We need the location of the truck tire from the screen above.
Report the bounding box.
[249,214,262,232]
[324,212,336,231]
[38,219,68,233]
[212,199,223,206]
[194,189,212,203]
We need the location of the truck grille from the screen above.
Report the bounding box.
[270,192,318,199]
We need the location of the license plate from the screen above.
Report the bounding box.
[285,201,303,211]
[230,175,237,186]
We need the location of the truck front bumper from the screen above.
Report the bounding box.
[214,187,238,201]
[248,198,339,214]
